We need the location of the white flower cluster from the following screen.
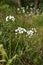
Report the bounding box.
[26,28,37,38]
[21,7,25,13]
[15,27,37,38]
[17,7,25,13]
[15,27,26,34]
[6,16,15,22]
[17,8,20,11]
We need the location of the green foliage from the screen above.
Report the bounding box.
[0,4,9,10]
[0,1,43,65]
[0,13,43,65]
[32,15,43,27]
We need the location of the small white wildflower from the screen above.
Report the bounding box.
[33,28,37,33]
[9,16,12,19]
[9,16,15,21]
[26,6,28,9]
[31,28,34,30]
[12,18,15,21]
[27,30,34,36]
[32,28,37,33]
[15,29,18,32]
[22,9,25,13]
[19,31,23,34]
[6,16,9,21]
[30,3,33,7]
[30,8,33,11]
[21,7,24,10]
[27,31,30,35]
[22,28,27,32]
[6,16,15,22]
[17,8,20,11]
[11,16,14,18]
[29,30,34,34]
[15,27,37,37]
[18,27,23,30]
[15,27,26,34]
[21,7,25,13]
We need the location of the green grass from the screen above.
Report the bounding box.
[0,4,43,65]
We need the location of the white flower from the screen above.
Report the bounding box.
[12,17,15,21]
[30,3,33,7]
[9,16,12,19]
[21,7,24,10]
[6,16,15,22]
[15,29,18,32]
[27,31,30,35]
[15,27,26,34]
[6,16,8,21]
[33,28,37,33]
[31,28,34,30]
[26,6,28,9]
[22,9,25,13]
[18,27,23,31]
[9,16,15,21]
[29,30,34,34]
[30,8,33,11]
[17,8,20,11]
[15,27,37,37]
[21,7,25,13]
[32,28,37,33]
[15,27,27,33]
[22,28,27,32]
[27,30,34,36]
[19,31,23,34]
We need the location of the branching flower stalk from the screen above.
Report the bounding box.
[0,44,8,59]
[9,36,12,59]
[6,51,23,65]
[0,44,23,65]
[6,54,18,65]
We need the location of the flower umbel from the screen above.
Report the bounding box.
[6,16,15,22]
[15,27,37,38]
